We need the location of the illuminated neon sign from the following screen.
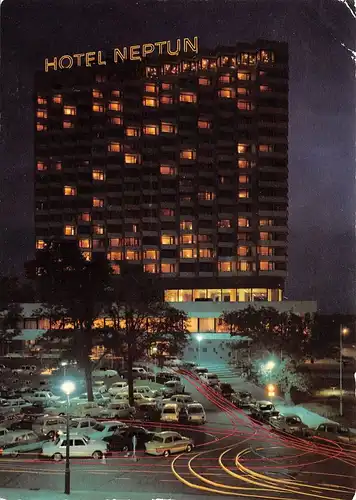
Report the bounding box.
[44,36,199,72]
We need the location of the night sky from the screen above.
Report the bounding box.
[0,0,354,312]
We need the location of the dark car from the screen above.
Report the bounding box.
[8,414,38,430]
[134,403,161,422]
[219,383,235,400]
[156,372,180,384]
[104,426,154,452]
[250,401,278,422]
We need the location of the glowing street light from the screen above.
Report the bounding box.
[61,361,68,376]
[152,346,158,383]
[265,360,276,371]
[340,326,349,416]
[196,334,203,363]
[61,381,75,495]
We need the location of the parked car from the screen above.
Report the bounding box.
[160,403,183,423]
[231,391,255,409]
[133,393,157,407]
[131,368,154,380]
[32,415,67,439]
[185,403,206,425]
[218,383,235,400]
[99,403,135,419]
[164,356,183,367]
[133,386,160,398]
[12,365,37,376]
[155,371,180,384]
[41,434,108,461]
[193,367,209,379]
[0,430,48,457]
[104,426,154,452]
[71,402,104,418]
[270,415,312,437]
[108,381,128,396]
[314,423,356,444]
[92,368,118,378]
[67,418,98,434]
[26,391,61,405]
[199,372,219,387]
[134,403,161,422]
[250,401,278,422]
[162,380,185,398]
[145,431,194,457]
[71,392,111,406]
[0,398,32,416]
[111,393,129,404]
[85,420,128,440]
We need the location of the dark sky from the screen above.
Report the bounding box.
[0,0,355,312]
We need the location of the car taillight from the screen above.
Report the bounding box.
[0,449,3,455]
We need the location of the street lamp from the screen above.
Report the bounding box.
[61,361,68,377]
[152,346,158,383]
[61,380,75,495]
[196,334,203,363]
[265,360,276,371]
[340,326,349,416]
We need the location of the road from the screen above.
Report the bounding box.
[0,372,355,500]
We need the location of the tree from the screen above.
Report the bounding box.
[107,264,189,405]
[0,276,24,355]
[25,240,113,401]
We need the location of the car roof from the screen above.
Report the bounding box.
[187,402,203,407]
[153,431,180,437]
[258,400,273,405]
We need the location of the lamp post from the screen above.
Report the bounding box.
[196,334,203,363]
[61,380,75,495]
[152,346,158,383]
[61,361,68,377]
[340,326,349,416]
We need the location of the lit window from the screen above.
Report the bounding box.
[219,262,233,272]
[92,89,103,99]
[63,121,74,129]
[180,234,194,244]
[238,190,250,199]
[161,263,176,273]
[144,264,158,273]
[180,248,196,259]
[238,261,250,272]
[260,261,274,271]
[180,220,193,231]
[237,100,254,111]
[111,264,120,274]
[260,85,271,92]
[198,191,215,201]
[53,94,62,104]
[160,95,173,105]
[143,96,158,107]
[146,66,158,77]
[124,237,139,246]
[92,169,105,181]
[198,119,211,129]
[237,246,249,256]
[81,252,91,262]
[108,101,122,111]
[219,74,231,84]
[108,142,122,152]
[37,96,47,105]
[108,251,123,261]
[218,219,231,228]
[260,232,271,241]
[238,217,250,227]
[259,50,274,63]
[199,77,210,86]
[110,117,123,125]
[36,239,45,249]
[143,125,159,135]
[55,162,62,171]
[126,127,140,137]
[36,161,47,171]
[79,212,91,222]
[160,165,176,175]
[37,110,47,119]
[125,154,140,164]
[144,249,158,260]
[93,197,104,208]
[161,234,176,245]
[218,88,235,99]
[64,225,76,236]
[110,238,122,247]
[199,248,212,258]
[258,246,273,256]
[239,175,249,184]
[144,83,157,93]
[238,159,250,168]
[180,92,197,103]
[126,250,140,261]
[93,224,104,235]
[161,208,175,216]
[259,144,273,153]
[64,106,76,116]
[237,72,251,81]
[237,143,248,154]
[64,186,76,196]
[161,82,172,90]
[79,239,91,249]
[163,63,179,75]
[180,149,196,160]
[111,90,121,98]
[36,123,47,131]
[161,122,176,134]
[260,219,274,227]
[92,103,104,113]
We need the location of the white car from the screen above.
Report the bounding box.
[108,381,128,396]
[200,373,219,386]
[12,365,37,376]
[32,416,67,438]
[85,421,128,440]
[133,386,159,398]
[271,415,312,437]
[71,392,110,406]
[111,393,129,404]
[0,430,47,457]
[157,393,194,410]
[92,368,118,378]
[145,431,194,457]
[186,403,206,424]
[133,393,157,407]
[71,402,104,418]
[26,391,61,405]
[0,427,15,446]
[99,403,135,419]
[42,434,108,461]
[67,418,98,434]
[164,357,183,367]
[0,399,32,415]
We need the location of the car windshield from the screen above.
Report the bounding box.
[188,406,202,414]
[207,374,217,379]
[339,427,350,435]
[152,435,164,443]
[163,408,175,414]
[261,405,273,411]
[93,423,105,431]
[287,417,301,425]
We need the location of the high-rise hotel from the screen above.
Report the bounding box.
[34,39,289,308]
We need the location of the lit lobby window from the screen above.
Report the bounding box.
[199,318,215,333]
[198,119,211,129]
[108,251,123,261]
[219,261,233,272]
[198,77,210,85]
[92,169,105,181]
[218,88,235,99]
[36,239,45,250]
[36,161,47,171]
[160,95,173,105]
[93,224,105,235]
[238,217,250,227]
[37,109,47,119]
[64,186,76,196]
[93,197,104,208]
[180,149,196,160]
[79,212,91,222]
[64,225,76,236]
[125,154,140,164]
[199,248,212,258]
[160,165,176,176]
[53,94,62,104]
[108,101,122,111]
[161,122,176,134]
[37,96,47,105]
[126,250,140,261]
[239,175,249,184]
[92,89,103,99]
[143,96,158,107]
[126,127,140,137]
[144,264,158,273]
[161,234,176,245]
[108,142,122,152]
[161,263,176,273]
[144,249,159,260]
[237,246,249,256]
[180,234,194,244]
[63,121,74,129]
[180,92,197,103]
[260,261,274,271]
[180,220,193,231]
[79,239,91,249]
[238,190,250,199]
[180,248,196,259]
[144,83,157,93]
[36,123,47,131]
[111,117,123,125]
[164,290,179,302]
[64,106,76,116]
[92,103,104,113]
[238,159,249,169]
[143,125,159,135]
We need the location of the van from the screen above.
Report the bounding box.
[160,403,182,423]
